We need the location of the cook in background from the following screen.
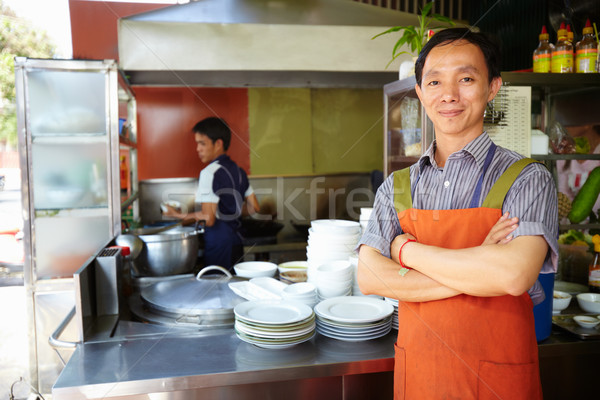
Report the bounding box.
[557,124,600,220]
[357,28,557,399]
[164,117,259,271]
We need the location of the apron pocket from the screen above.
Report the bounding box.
[393,343,406,400]
[477,360,541,400]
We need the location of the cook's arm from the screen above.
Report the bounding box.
[358,245,461,302]
[395,235,547,297]
[242,193,260,216]
[163,203,217,227]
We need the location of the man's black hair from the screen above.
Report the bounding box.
[415,28,501,87]
[192,117,231,151]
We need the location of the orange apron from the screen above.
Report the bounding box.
[392,155,543,400]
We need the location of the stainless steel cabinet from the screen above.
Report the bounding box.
[14,58,127,395]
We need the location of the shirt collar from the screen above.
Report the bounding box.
[418,132,492,170]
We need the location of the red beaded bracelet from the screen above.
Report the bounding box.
[398,239,416,269]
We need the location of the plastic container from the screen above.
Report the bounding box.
[575,19,598,73]
[588,234,600,293]
[552,23,573,73]
[533,25,554,73]
[533,272,555,342]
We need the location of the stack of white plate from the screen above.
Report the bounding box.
[281,282,318,308]
[312,260,354,300]
[306,219,361,278]
[384,297,399,330]
[234,300,316,349]
[359,207,373,232]
[314,296,394,341]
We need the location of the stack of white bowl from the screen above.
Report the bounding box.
[281,282,318,308]
[359,207,373,232]
[312,260,354,300]
[306,219,361,280]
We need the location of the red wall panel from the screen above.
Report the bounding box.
[134,87,250,180]
[69,0,169,60]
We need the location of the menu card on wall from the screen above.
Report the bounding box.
[485,85,532,157]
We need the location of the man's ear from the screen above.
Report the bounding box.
[215,138,224,151]
[415,83,423,103]
[487,77,503,102]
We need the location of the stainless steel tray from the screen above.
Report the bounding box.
[552,314,600,340]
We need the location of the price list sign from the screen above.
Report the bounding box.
[486,85,532,157]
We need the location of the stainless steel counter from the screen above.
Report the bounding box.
[52,323,599,400]
[52,324,396,400]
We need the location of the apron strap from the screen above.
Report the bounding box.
[469,143,497,208]
[393,167,412,213]
[481,158,539,209]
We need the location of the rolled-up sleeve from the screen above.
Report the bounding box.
[357,175,403,258]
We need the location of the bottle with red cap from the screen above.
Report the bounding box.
[552,22,574,73]
[533,25,554,73]
[575,19,598,73]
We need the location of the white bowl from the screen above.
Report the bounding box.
[310,220,361,234]
[573,315,600,329]
[576,293,600,313]
[278,261,308,274]
[307,229,360,243]
[283,282,316,296]
[233,261,277,278]
[552,290,572,311]
[307,240,357,253]
[315,260,354,279]
[317,284,352,298]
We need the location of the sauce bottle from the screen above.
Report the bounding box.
[575,19,598,73]
[552,22,573,73]
[533,25,554,73]
[589,234,600,293]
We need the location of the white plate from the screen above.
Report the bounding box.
[235,321,315,338]
[316,321,391,337]
[314,296,394,324]
[317,326,391,342]
[235,329,315,349]
[234,300,314,325]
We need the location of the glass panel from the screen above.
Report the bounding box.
[34,214,110,279]
[32,142,109,209]
[27,70,107,135]
[387,90,422,174]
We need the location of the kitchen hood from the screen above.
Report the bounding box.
[118,0,450,88]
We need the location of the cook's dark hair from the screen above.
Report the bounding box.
[192,117,231,151]
[415,28,501,87]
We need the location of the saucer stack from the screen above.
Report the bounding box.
[314,296,394,341]
[306,219,361,280]
[312,260,354,300]
[384,297,399,330]
[234,300,315,349]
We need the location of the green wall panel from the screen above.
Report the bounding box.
[248,88,313,175]
[312,89,383,174]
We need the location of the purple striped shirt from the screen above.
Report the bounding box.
[358,133,558,305]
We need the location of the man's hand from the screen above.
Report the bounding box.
[482,212,518,245]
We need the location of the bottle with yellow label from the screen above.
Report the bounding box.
[589,235,600,293]
[575,19,598,73]
[533,25,554,73]
[552,22,573,73]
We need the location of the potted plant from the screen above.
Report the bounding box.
[373,1,454,76]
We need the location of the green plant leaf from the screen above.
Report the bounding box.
[421,2,434,17]
[432,14,455,24]
[371,26,406,40]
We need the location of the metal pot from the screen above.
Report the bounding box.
[135,266,246,328]
[131,225,203,277]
